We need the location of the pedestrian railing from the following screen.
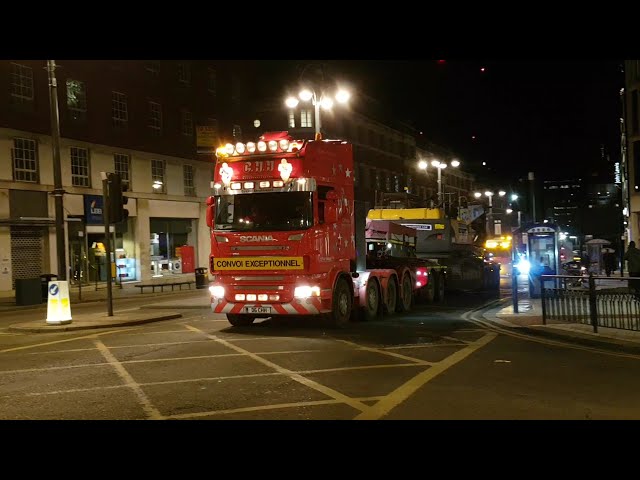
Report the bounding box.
[541,274,640,332]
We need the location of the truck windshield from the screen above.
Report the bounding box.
[214,192,313,232]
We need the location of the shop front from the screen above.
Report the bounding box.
[149,218,196,277]
[84,194,138,283]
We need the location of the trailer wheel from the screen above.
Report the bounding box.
[421,272,436,304]
[226,314,255,326]
[385,277,398,315]
[434,272,445,302]
[330,278,353,328]
[363,279,380,321]
[396,273,413,313]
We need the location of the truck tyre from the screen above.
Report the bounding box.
[385,277,398,315]
[421,272,436,304]
[227,314,255,326]
[330,278,353,328]
[363,279,380,321]
[396,273,413,313]
[434,272,445,302]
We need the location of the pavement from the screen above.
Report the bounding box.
[480,296,640,353]
[1,278,210,333]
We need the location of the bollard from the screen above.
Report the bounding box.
[588,273,598,333]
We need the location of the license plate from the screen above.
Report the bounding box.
[243,306,272,314]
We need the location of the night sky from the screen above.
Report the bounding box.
[253,60,624,186]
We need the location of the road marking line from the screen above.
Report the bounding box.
[354,332,498,420]
[185,324,371,412]
[332,338,435,365]
[25,340,215,354]
[0,329,136,354]
[20,372,285,396]
[1,349,332,375]
[94,338,164,420]
[383,344,468,350]
[298,363,426,374]
[166,396,386,420]
[441,335,472,344]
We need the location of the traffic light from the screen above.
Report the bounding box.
[108,173,129,224]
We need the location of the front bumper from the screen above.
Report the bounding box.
[211,297,325,315]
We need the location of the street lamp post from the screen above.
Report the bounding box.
[46,60,66,281]
[286,88,350,141]
[430,159,460,209]
[485,191,494,236]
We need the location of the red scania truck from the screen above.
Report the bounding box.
[205,131,429,327]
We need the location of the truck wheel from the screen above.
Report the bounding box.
[330,278,353,328]
[396,273,413,313]
[227,314,255,326]
[363,279,380,321]
[434,273,445,302]
[421,273,436,304]
[385,277,397,314]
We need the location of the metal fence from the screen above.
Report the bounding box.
[541,274,640,333]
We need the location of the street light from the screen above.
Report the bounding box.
[430,159,460,208]
[285,87,350,141]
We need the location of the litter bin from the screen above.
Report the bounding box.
[15,278,42,306]
[40,274,58,302]
[195,267,208,289]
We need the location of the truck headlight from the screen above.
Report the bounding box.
[209,285,225,298]
[294,286,320,299]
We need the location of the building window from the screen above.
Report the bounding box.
[231,75,240,103]
[148,101,162,134]
[10,63,33,104]
[112,91,128,127]
[181,110,193,136]
[288,110,296,128]
[207,118,219,132]
[12,138,38,183]
[207,68,217,95]
[301,109,313,128]
[177,63,191,85]
[70,147,90,187]
[145,61,160,76]
[633,90,640,135]
[66,79,86,121]
[114,153,130,187]
[184,164,195,196]
[374,169,382,190]
[233,125,242,141]
[151,159,166,193]
[385,172,392,192]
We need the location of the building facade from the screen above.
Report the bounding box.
[251,96,475,211]
[0,60,241,294]
[623,60,640,244]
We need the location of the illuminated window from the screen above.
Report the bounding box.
[300,109,313,128]
[66,79,86,121]
[152,159,166,193]
[288,110,296,128]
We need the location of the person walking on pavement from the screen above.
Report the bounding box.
[624,241,640,298]
[604,250,616,277]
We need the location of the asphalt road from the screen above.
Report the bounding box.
[1,281,639,420]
